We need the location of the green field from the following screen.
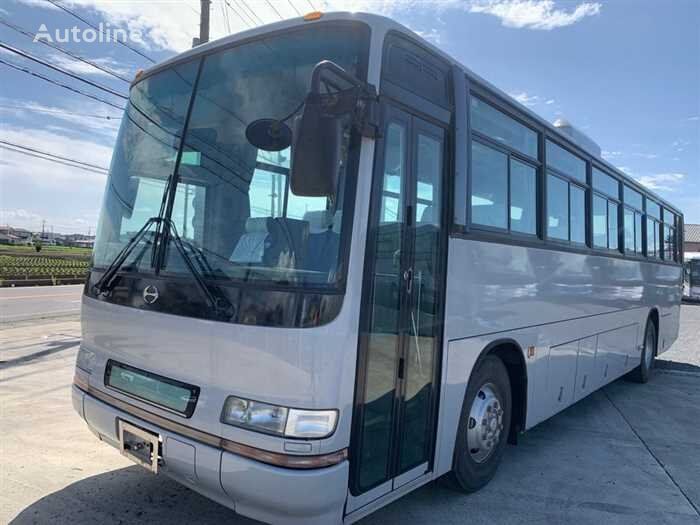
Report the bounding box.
[0,245,92,286]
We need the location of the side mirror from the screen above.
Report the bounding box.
[290,61,378,198]
[289,96,345,197]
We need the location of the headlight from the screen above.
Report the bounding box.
[221,396,338,439]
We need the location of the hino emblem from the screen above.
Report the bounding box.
[142,285,159,305]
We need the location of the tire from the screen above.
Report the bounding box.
[628,318,657,383]
[445,355,511,493]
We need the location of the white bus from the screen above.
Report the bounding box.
[72,12,684,524]
[684,256,700,301]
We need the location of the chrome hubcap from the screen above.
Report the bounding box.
[644,326,655,369]
[467,383,504,463]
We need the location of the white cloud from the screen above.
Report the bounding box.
[635,173,686,192]
[469,0,601,30]
[545,99,555,104]
[509,91,539,107]
[0,208,43,230]
[672,139,691,152]
[414,28,442,45]
[617,166,633,175]
[602,150,621,160]
[631,152,659,159]
[48,53,135,80]
[0,98,121,137]
[0,124,112,188]
[687,116,699,121]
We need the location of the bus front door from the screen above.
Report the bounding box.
[349,104,448,506]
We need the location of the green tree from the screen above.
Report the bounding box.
[33,237,42,253]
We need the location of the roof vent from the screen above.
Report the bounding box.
[553,118,601,158]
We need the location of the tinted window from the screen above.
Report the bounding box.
[547,174,568,241]
[570,185,586,244]
[647,200,661,219]
[546,140,586,182]
[635,213,643,254]
[608,201,619,250]
[381,123,406,223]
[471,141,507,229]
[662,208,675,224]
[593,194,607,248]
[624,208,635,252]
[663,224,674,260]
[647,218,659,257]
[471,98,537,157]
[510,159,536,234]
[624,185,643,209]
[593,168,619,198]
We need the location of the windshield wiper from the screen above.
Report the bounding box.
[163,220,234,320]
[94,217,162,295]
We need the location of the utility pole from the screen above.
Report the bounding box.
[193,0,211,47]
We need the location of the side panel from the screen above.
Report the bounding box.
[573,336,597,402]
[434,237,682,478]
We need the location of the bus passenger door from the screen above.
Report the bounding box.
[349,104,447,505]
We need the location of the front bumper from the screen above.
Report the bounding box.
[72,386,348,525]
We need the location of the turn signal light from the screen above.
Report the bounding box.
[303,11,323,21]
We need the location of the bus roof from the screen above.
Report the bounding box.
[135,11,683,218]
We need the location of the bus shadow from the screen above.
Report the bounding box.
[9,465,260,525]
[655,359,700,374]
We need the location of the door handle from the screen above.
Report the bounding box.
[403,267,413,294]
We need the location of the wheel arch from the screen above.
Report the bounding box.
[473,338,528,445]
[648,307,660,354]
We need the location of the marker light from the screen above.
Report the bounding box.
[303,11,323,21]
[221,396,338,439]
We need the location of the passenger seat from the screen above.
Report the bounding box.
[229,217,271,264]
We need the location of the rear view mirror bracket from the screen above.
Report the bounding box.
[308,60,380,139]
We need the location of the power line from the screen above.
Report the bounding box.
[264,0,284,20]
[237,0,265,25]
[0,142,109,175]
[220,1,231,34]
[224,0,252,29]
[0,18,131,83]
[0,41,128,100]
[287,0,302,16]
[0,104,121,120]
[0,140,110,171]
[0,59,126,111]
[306,0,316,11]
[0,145,109,175]
[44,0,156,64]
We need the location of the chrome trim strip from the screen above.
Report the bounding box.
[75,382,347,469]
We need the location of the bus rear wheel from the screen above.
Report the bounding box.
[447,355,511,493]
[628,319,657,383]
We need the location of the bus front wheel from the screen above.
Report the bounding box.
[628,319,657,384]
[447,355,512,493]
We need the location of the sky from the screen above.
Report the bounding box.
[0,0,698,234]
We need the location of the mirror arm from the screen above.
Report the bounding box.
[309,60,381,139]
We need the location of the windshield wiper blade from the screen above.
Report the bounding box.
[164,220,233,319]
[94,217,162,295]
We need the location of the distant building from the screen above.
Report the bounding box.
[63,233,95,249]
[0,226,33,245]
[685,223,700,258]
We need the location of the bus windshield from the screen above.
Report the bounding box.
[691,260,700,283]
[93,23,368,288]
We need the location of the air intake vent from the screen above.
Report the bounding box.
[553,118,601,158]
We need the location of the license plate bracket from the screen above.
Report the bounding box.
[118,420,160,473]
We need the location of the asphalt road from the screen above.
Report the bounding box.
[1,306,699,524]
[0,284,83,324]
